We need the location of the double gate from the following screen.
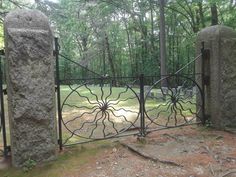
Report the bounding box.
[0,38,207,155]
[55,39,206,149]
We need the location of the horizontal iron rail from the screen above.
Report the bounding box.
[58,73,202,83]
[59,76,139,82]
[145,122,202,135]
[62,131,140,147]
[144,73,202,77]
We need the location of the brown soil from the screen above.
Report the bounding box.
[1,125,236,177]
[65,125,236,177]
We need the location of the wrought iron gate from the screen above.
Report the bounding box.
[0,50,8,157]
[55,38,206,149]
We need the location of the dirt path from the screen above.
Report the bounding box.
[74,126,236,177]
[0,125,236,177]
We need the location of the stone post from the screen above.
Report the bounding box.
[196,25,236,129]
[4,9,57,167]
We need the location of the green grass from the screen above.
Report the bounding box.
[0,141,116,177]
[60,85,140,110]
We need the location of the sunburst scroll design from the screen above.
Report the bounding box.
[144,75,203,129]
[61,78,140,145]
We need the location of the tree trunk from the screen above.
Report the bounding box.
[102,43,106,76]
[104,32,116,78]
[124,20,134,76]
[134,31,139,75]
[149,0,155,53]
[211,3,218,25]
[159,0,167,86]
[81,36,88,78]
[198,1,205,28]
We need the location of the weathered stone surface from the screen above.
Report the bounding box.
[4,9,57,167]
[196,25,236,129]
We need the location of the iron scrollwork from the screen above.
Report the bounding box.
[144,74,203,130]
[61,78,140,145]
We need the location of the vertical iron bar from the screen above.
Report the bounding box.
[0,53,7,157]
[55,38,63,150]
[201,42,206,124]
[139,74,145,136]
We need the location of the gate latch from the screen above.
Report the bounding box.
[204,76,210,86]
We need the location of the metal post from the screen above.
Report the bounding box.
[0,52,7,157]
[139,74,146,136]
[55,38,63,150]
[201,42,206,124]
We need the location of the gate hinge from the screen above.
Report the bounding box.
[0,49,5,56]
[205,114,211,120]
[3,88,7,95]
[204,76,210,85]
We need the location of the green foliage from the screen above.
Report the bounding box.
[22,159,37,172]
[1,0,236,77]
[205,119,213,128]
[0,24,3,48]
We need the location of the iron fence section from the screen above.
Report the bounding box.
[55,38,206,147]
[0,50,8,157]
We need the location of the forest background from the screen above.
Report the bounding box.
[1,0,236,79]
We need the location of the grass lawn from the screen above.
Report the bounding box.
[0,140,116,177]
